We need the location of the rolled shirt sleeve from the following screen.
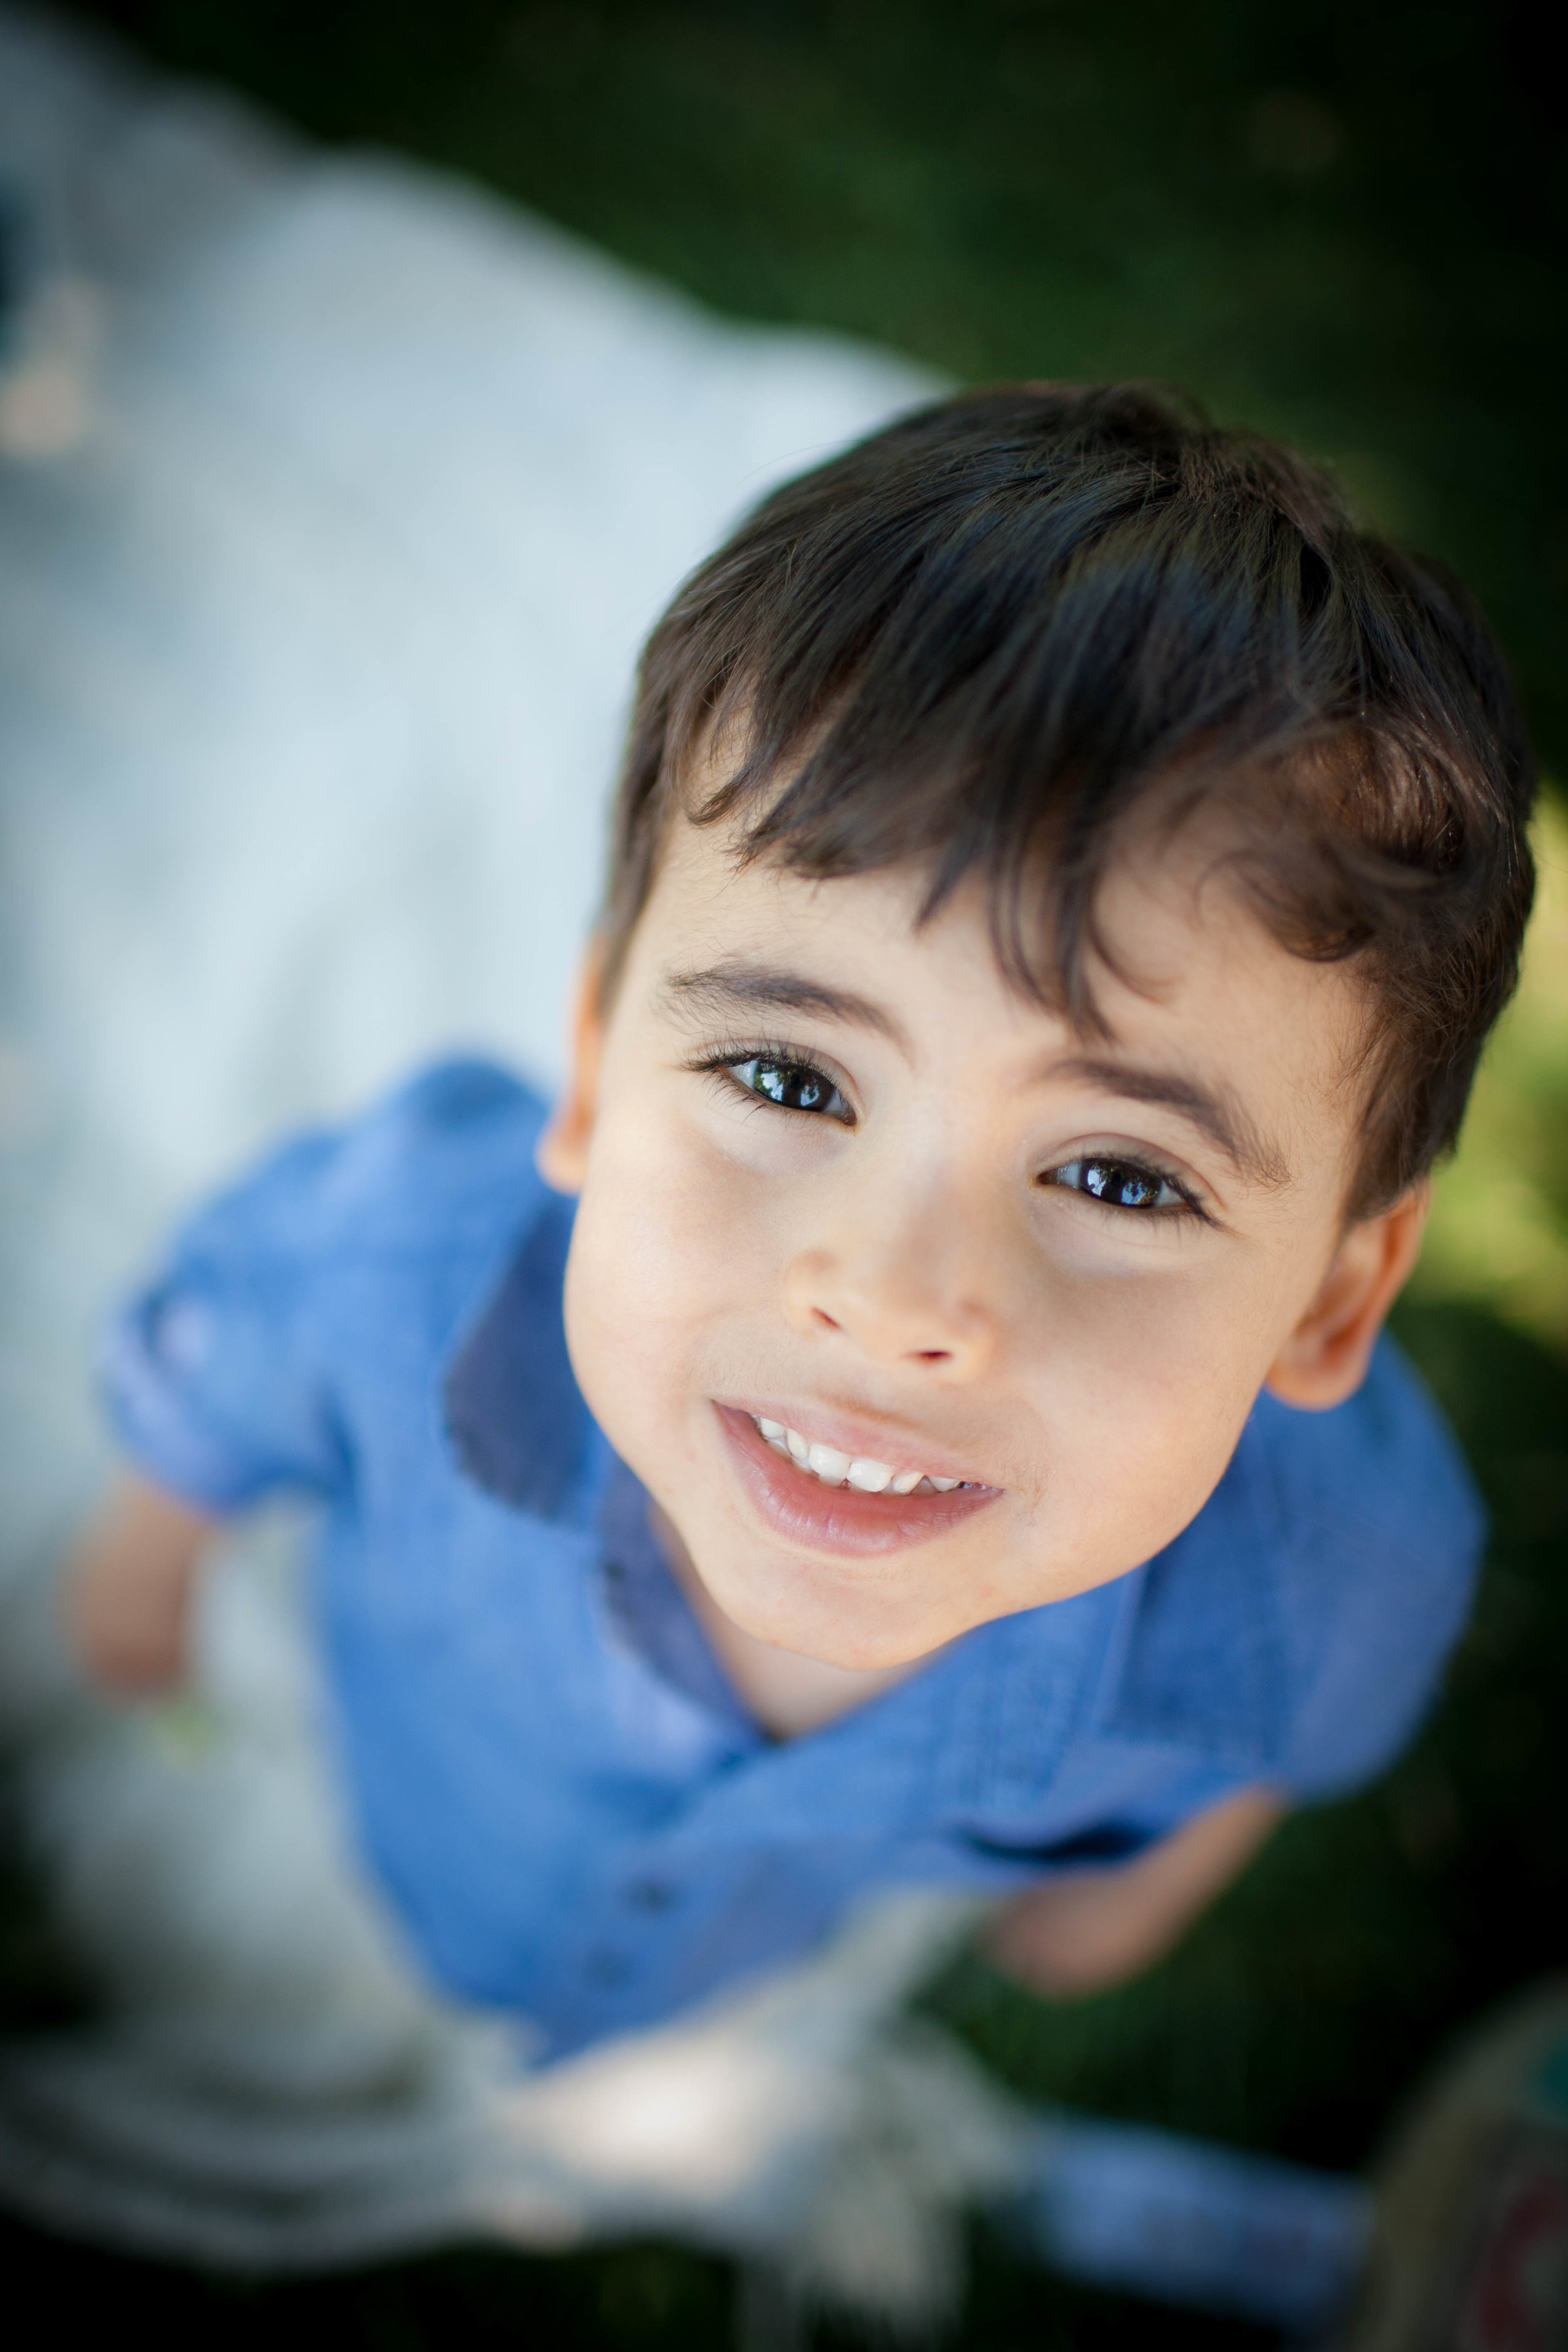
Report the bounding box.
[100,1130,352,1512]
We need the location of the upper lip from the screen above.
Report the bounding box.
[718,1396,1000,1488]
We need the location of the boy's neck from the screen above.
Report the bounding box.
[648,1500,932,1739]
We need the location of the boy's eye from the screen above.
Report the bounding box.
[1048,1157,1189,1214]
[731,1056,850,1120]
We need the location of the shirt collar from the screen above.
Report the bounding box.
[598,1456,758,1732]
[444,1192,759,1727]
[443,1188,598,1522]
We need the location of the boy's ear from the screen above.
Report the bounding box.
[1264,1186,1429,1411]
[536,946,608,1195]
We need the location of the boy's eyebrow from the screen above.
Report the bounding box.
[660,960,910,1046]
[661,968,1291,1189]
[1056,1056,1293,1190]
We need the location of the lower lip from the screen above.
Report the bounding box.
[714,1406,1000,1559]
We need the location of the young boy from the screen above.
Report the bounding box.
[66,382,1532,2060]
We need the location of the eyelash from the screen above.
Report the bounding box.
[689,1043,1209,1223]
[688,1042,857,1123]
[1040,1157,1209,1226]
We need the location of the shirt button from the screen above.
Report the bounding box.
[583,1949,631,1988]
[624,1876,679,1912]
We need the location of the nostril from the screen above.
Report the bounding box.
[913,1348,953,1363]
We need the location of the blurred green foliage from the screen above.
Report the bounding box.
[1417,802,1568,1353]
[8,2,1567,2342]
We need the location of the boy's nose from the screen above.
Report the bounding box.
[780,1238,997,1377]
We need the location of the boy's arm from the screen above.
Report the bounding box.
[983,1785,1284,1997]
[62,1473,219,1695]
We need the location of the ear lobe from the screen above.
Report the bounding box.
[1264,1187,1429,1411]
[535,946,608,1195]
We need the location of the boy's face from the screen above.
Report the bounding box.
[543,798,1424,1670]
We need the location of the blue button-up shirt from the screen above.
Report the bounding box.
[102,1061,1484,2058]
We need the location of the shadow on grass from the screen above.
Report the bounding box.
[1,1300,1564,2344]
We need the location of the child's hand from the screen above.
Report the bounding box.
[61,1476,216,1696]
[66,1546,192,1692]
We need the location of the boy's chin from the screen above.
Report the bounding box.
[696,1548,958,1673]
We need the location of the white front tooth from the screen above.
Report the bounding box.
[846,1458,894,1492]
[758,1418,784,1441]
[889,1470,923,1495]
[929,1476,961,1492]
[786,1429,811,1463]
[807,1443,851,1486]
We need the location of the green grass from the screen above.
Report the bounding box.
[6,3,1567,2341]
[1417,803,1568,1354]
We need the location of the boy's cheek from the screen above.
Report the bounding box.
[563,1120,754,1424]
[576,1095,813,1313]
[565,1103,1300,1626]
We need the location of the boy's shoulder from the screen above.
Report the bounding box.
[1251,1333,1483,1564]
[177,1057,553,1269]
[1110,1340,1485,1798]
[101,1059,563,1513]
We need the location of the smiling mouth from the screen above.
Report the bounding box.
[714,1404,999,1558]
[750,1414,972,1496]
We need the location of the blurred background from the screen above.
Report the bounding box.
[3,3,1566,2345]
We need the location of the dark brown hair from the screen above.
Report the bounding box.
[603,383,1535,1216]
